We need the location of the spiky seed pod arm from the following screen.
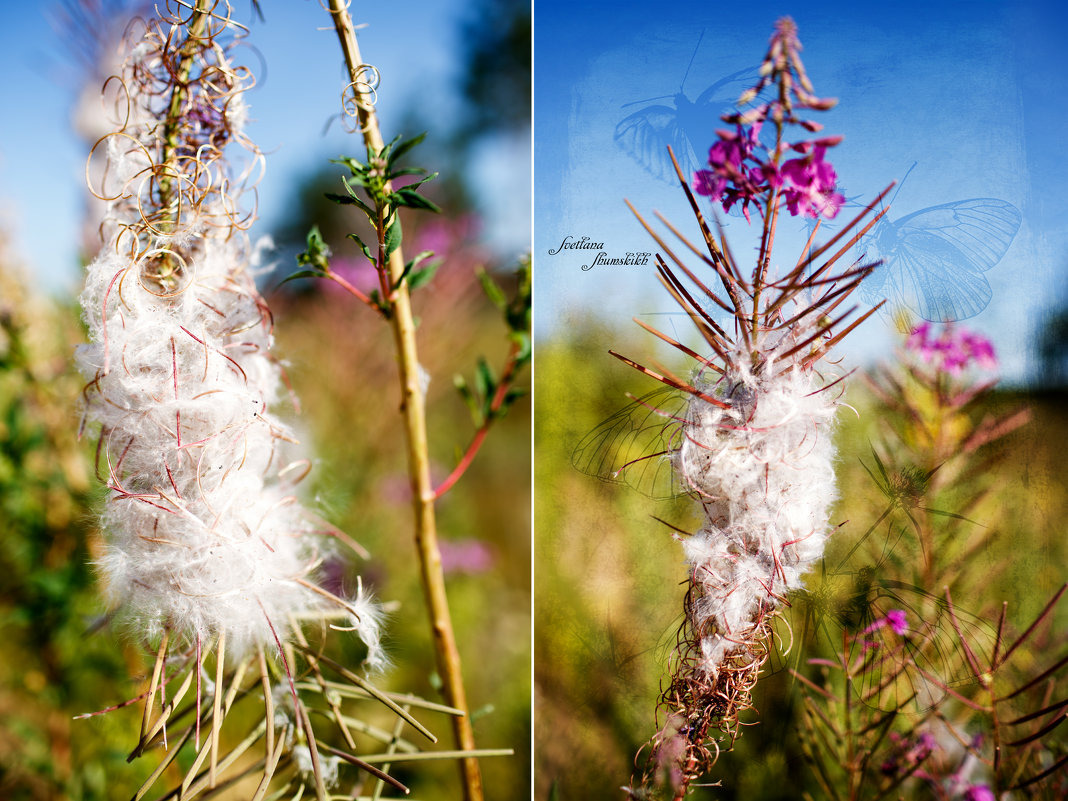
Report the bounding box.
[620,18,893,797]
[76,1,384,666]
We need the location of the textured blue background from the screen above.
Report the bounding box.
[534,0,1067,384]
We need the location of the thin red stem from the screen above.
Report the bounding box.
[434,341,521,499]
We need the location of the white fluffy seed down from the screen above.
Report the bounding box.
[76,38,384,667]
[674,346,838,675]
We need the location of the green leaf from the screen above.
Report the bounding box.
[391,251,436,290]
[403,172,439,191]
[407,250,435,271]
[474,357,495,406]
[387,167,428,180]
[407,260,440,291]
[508,257,533,332]
[324,190,375,223]
[340,171,371,189]
[391,187,441,213]
[367,289,390,317]
[921,506,981,526]
[296,225,331,272]
[276,269,327,290]
[504,386,528,404]
[330,155,368,176]
[453,374,483,427]
[509,330,532,363]
[344,176,379,216]
[487,386,528,423]
[379,132,404,160]
[384,215,402,258]
[870,445,890,485]
[345,232,376,264]
[387,132,428,168]
[477,267,507,310]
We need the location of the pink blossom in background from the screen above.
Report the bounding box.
[962,785,995,801]
[886,608,908,635]
[861,608,908,637]
[438,538,495,576]
[880,731,936,777]
[907,322,998,375]
[325,256,378,297]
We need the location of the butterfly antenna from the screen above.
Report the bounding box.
[620,94,675,108]
[680,29,706,92]
[887,161,918,208]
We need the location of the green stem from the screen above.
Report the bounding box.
[325,4,483,801]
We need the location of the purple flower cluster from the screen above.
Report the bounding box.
[694,128,845,221]
[779,141,845,218]
[881,731,936,777]
[907,322,998,375]
[692,18,845,221]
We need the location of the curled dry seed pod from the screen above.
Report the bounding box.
[76,0,384,667]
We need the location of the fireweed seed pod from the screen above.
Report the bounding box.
[76,7,383,669]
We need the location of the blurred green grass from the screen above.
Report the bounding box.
[533,322,1068,801]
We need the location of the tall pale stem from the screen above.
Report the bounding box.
[325,3,483,800]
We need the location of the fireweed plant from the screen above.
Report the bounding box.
[73,2,519,798]
[603,19,897,797]
[791,323,1068,800]
[606,18,1068,796]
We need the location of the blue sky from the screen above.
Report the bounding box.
[0,1,529,295]
[534,0,1068,384]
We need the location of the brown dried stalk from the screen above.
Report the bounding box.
[324,3,484,799]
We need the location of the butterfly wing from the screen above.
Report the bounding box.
[615,66,763,194]
[614,101,699,184]
[851,579,995,713]
[877,199,1021,322]
[890,229,994,321]
[571,387,689,500]
[691,65,762,109]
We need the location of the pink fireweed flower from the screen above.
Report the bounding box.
[694,124,769,221]
[907,322,998,375]
[779,145,845,219]
[962,785,995,801]
[886,608,909,635]
[691,20,844,222]
[861,608,909,638]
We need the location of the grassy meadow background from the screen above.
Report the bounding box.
[534,319,1068,800]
